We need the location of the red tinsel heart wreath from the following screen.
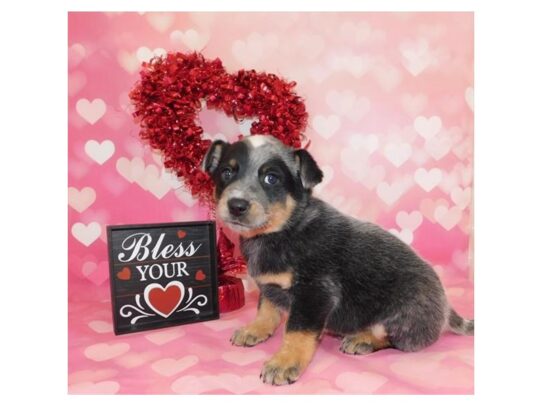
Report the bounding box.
[129,52,308,205]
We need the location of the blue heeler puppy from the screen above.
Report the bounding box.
[202,135,474,386]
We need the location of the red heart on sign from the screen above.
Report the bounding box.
[195,269,206,281]
[177,230,187,239]
[144,281,184,318]
[117,267,131,281]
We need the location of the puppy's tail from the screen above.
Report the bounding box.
[447,308,474,335]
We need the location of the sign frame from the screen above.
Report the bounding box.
[107,220,219,335]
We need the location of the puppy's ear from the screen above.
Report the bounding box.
[202,140,228,174]
[294,149,323,189]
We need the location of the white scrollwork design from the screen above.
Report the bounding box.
[120,284,208,323]
[176,287,208,315]
[119,294,155,324]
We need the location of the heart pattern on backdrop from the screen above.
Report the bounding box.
[76,98,107,124]
[68,186,96,213]
[85,140,115,165]
[68,12,473,395]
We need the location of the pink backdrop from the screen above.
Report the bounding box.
[68,12,474,394]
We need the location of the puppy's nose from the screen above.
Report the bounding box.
[228,198,249,217]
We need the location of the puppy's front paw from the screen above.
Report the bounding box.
[230,325,272,347]
[260,356,301,386]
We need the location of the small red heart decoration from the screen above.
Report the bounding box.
[195,269,206,281]
[177,230,187,239]
[144,282,184,318]
[117,267,131,281]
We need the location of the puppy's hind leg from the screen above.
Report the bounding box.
[231,296,282,347]
[340,324,391,355]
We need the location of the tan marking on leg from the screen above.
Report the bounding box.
[231,298,282,347]
[254,271,293,289]
[340,325,391,355]
[261,331,319,385]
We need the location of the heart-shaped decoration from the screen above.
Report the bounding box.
[68,186,96,213]
[130,52,307,203]
[144,281,185,318]
[71,222,101,246]
[84,139,115,165]
[195,269,206,281]
[117,267,131,281]
[414,115,442,140]
[76,98,107,125]
[177,230,187,239]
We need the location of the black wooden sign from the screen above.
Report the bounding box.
[107,221,219,335]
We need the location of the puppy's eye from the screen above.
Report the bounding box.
[221,167,234,181]
[264,173,279,185]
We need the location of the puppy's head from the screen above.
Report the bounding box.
[202,135,323,238]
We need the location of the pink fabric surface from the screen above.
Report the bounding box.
[68,274,473,395]
[68,12,474,394]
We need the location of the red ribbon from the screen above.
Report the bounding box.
[216,228,246,312]
[218,275,245,313]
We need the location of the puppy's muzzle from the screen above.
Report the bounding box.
[228,198,250,217]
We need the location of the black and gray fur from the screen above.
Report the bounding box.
[203,135,474,379]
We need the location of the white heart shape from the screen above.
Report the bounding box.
[400,38,434,76]
[376,179,411,206]
[414,168,442,192]
[146,13,174,33]
[425,134,452,161]
[84,342,130,362]
[68,186,96,213]
[88,320,113,334]
[170,29,210,50]
[396,210,423,231]
[69,380,120,394]
[434,205,463,231]
[117,50,140,73]
[136,46,166,63]
[389,228,414,245]
[221,350,268,366]
[151,355,199,377]
[384,142,412,167]
[116,156,145,183]
[76,98,106,124]
[137,164,171,199]
[71,222,101,246]
[145,327,185,345]
[414,115,442,140]
[451,186,472,209]
[84,140,115,165]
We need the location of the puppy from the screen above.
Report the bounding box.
[202,135,474,386]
